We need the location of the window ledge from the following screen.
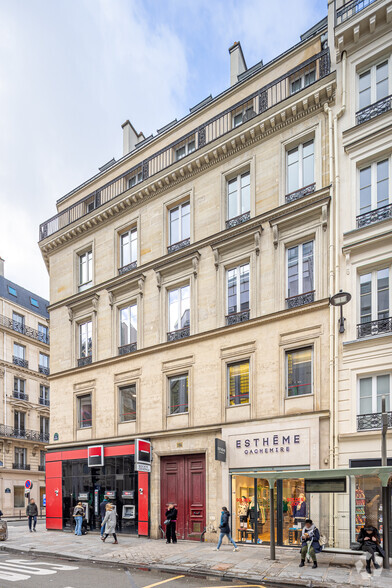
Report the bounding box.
[226,403,250,409]
[343,331,392,346]
[167,412,189,417]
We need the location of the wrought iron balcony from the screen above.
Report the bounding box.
[336,0,377,25]
[357,411,392,431]
[38,465,45,471]
[167,326,190,342]
[13,356,28,369]
[118,342,137,355]
[78,355,92,367]
[286,290,315,309]
[39,49,330,241]
[285,183,316,204]
[39,397,50,406]
[226,310,250,326]
[13,390,29,401]
[356,95,392,125]
[356,203,392,228]
[0,314,49,344]
[168,238,190,254]
[12,463,31,470]
[226,211,251,230]
[118,260,137,276]
[357,317,392,338]
[38,365,50,376]
[0,424,48,442]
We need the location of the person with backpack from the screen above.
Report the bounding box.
[214,506,238,551]
[299,518,322,568]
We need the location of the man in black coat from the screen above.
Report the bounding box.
[26,498,38,532]
[99,495,109,538]
[357,525,385,574]
[165,503,177,544]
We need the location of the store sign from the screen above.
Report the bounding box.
[305,478,346,493]
[229,428,310,468]
[215,438,226,462]
[135,463,151,472]
[87,445,104,467]
[135,439,151,473]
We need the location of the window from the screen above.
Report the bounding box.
[169,202,190,247]
[13,343,25,360]
[227,171,250,221]
[78,250,92,292]
[169,374,188,414]
[359,375,390,415]
[360,268,389,325]
[119,304,137,350]
[120,227,137,269]
[290,69,316,94]
[358,60,389,111]
[40,416,49,436]
[14,377,25,394]
[14,447,26,467]
[39,352,49,368]
[227,263,250,316]
[40,384,50,405]
[228,361,250,406]
[8,285,17,297]
[12,312,24,333]
[78,394,92,428]
[40,450,46,469]
[38,323,49,343]
[79,321,92,358]
[287,241,314,300]
[286,347,313,397]
[287,140,314,194]
[359,159,390,216]
[175,138,195,161]
[232,104,256,128]
[119,384,136,422]
[128,171,142,188]
[14,486,25,507]
[30,297,39,308]
[168,285,190,333]
[14,411,25,431]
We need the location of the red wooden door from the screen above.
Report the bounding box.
[161,453,205,541]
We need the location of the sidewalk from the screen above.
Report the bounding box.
[2,525,392,587]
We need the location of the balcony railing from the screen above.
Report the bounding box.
[12,463,31,470]
[167,326,190,342]
[118,342,137,356]
[357,317,392,338]
[118,260,137,276]
[356,95,392,125]
[226,211,251,230]
[286,290,315,309]
[13,356,28,369]
[39,49,331,241]
[356,203,392,228]
[0,424,49,443]
[38,365,50,376]
[226,310,250,326]
[285,183,315,204]
[357,411,392,431]
[0,314,49,344]
[13,390,29,401]
[168,238,190,254]
[38,465,45,471]
[336,0,378,25]
[39,397,50,406]
[78,355,92,367]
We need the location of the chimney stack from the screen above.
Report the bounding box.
[121,120,145,156]
[229,41,247,86]
[0,257,4,277]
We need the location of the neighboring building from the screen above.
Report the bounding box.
[0,258,50,516]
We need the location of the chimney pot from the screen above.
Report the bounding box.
[121,120,145,156]
[229,41,247,86]
[0,257,4,277]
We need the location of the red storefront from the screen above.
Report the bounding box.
[46,442,149,535]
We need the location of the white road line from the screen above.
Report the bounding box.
[0,560,79,583]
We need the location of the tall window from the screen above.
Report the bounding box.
[169,374,188,414]
[286,348,313,397]
[40,450,46,469]
[287,241,314,299]
[14,448,26,467]
[169,202,190,246]
[119,305,137,349]
[78,394,92,428]
[175,137,195,161]
[360,269,389,324]
[359,375,390,415]
[168,285,190,333]
[359,159,390,215]
[227,171,250,221]
[39,352,49,369]
[358,61,389,111]
[227,263,250,316]
[40,416,49,437]
[38,323,49,343]
[40,384,50,405]
[119,384,136,422]
[14,411,25,431]
[79,321,92,358]
[120,228,137,269]
[287,140,314,194]
[13,343,25,360]
[12,312,24,333]
[78,250,92,292]
[14,377,25,394]
[228,361,250,406]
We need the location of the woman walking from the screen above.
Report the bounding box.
[101,503,118,544]
[73,502,85,536]
[214,506,238,551]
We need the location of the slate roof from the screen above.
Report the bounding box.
[0,275,49,319]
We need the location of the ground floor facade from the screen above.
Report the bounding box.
[0,468,46,517]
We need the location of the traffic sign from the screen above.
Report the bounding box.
[25,480,33,490]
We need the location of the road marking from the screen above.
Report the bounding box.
[142,575,185,588]
[0,560,79,583]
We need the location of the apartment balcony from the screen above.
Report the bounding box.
[13,390,29,401]
[12,463,31,470]
[38,365,50,376]
[226,212,250,230]
[12,356,28,369]
[286,291,315,309]
[336,0,378,25]
[356,94,392,125]
[0,314,49,344]
[38,465,45,472]
[356,203,392,228]
[78,355,92,367]
[167,326,190,342]
[167,238,190,254]
[118,260,137,276]
[39,397,50,406]
[39,48,330,242]
[0,425,49,443]
[285,183,315,204]
[357,317,392,338]
[357,411,392,431]
[118,343,137,356]
[226,310,250,326]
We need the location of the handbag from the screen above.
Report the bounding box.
[164,519,170,525]
[319,534,327,547]
[350,541,361,551]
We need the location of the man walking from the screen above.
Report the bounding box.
[26,498,38,533]
[100,494,109,538]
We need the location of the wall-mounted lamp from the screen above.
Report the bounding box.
[329,290,352,333]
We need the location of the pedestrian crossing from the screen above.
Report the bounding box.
[0,559,78,582]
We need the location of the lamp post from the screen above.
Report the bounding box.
[329,290,352,333]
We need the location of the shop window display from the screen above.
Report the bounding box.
[354,475,383,539]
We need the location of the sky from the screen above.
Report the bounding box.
[0,0,326,300]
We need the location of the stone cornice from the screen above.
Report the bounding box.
[0,360,49,381]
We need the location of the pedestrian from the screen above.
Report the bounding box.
[73,502,85,536]
[165,503,177,544]
[299,519,321,569]
[357,524,385,574]
[214,506,238,551]
[99,494,109,538]
[101,503,118,544]
[26,498,38,533]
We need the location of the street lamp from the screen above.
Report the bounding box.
[329,290,351,333]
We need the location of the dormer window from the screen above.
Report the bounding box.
[175,136,195,161]
[128,169,143,188]
[290,69,316,95]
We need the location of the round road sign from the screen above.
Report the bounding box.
[25,480,33,490]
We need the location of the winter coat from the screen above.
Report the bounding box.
[219,511,231,534]
[100,499,108,519]
[73,505,84,517]
[301,525,322,553]
[26,503,38,516]
[294,501,307,519]
[165,507,177,522]
[357,527,385,558]
[102,509,117,535]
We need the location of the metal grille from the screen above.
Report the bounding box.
[13,391,29,401]
[39,365,50,376]
[167,326,190,342]
[118,261,137,276]
[12,463,31,470]
[356,203,392,228]
[226,310,250,325]
[336,0,378,25]
[286,291,315,309]
[357,411,392,431]
[167,238,190,254]
[78,356,92,367]
[285,183,316,204]
[0,315,49,344]
[13,356,28,369]
[356,95,392,125]
[357,317,392,338]
[226,211,251,230]
[0,424,49,442]
[39,398,50,406]
[118,343,137,355]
